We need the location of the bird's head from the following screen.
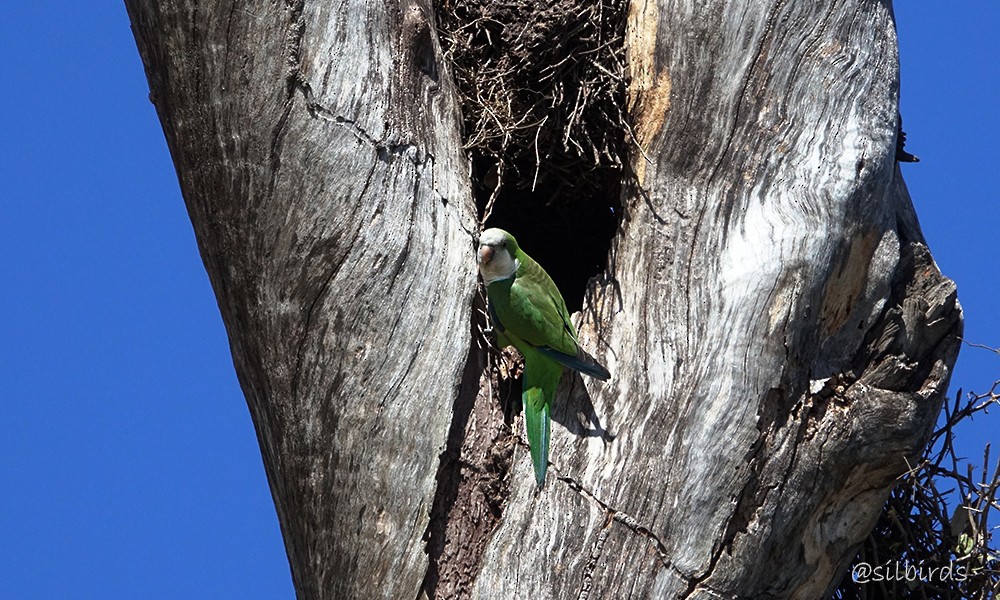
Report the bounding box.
[478,228,520,284]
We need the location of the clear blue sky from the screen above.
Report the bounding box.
[0,4,995,599]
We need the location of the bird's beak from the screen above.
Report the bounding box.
[478,245,494,265]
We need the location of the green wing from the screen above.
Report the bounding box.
[497,252,579,356]
[488,252,610,380]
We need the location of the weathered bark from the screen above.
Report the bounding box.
[468,2,960,599]
[126,1,477,598]
[127,0,961,599]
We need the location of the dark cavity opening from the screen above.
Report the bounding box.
[437,0,629,312]
[477,156,620,313]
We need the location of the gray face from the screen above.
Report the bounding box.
[478,229,518,283]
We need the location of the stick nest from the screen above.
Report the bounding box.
[834,383,1000,599]
[435,0,630,209]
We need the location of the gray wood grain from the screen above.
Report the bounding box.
[473,1,960,598]
[126,1,477,598]
[126,0,961,598]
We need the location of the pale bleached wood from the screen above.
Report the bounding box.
[127,0,961,599]
[471,1,961,599]
[126,1,477,598]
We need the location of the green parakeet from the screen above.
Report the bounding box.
[477,228,611,486]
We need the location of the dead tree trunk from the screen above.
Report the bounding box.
[127,0,961,599]
[126,1,477,598]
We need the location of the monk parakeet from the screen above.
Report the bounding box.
[477,228,611,486]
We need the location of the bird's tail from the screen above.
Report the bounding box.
[536,345,611,381]
[571,347,611,381]
[523,386,551,487]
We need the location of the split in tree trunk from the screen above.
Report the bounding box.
[126,0,962,598]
